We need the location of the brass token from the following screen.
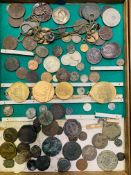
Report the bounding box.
[41,72,53,82]
[89,82,116,103]
[55,82,74,100]
[32,81,54,102]
[28,60,38,70]
[76,159,88,171]
[80,44,89,52]
[7,82,29,103]
[87,32,99,43]
[3,36,17,50]
[0,142,17,159]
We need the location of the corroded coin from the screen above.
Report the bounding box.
[26,71,39,82]
[17,142,30,153]
[5,58,19,72]
[36,46,48,58]
[0,142,17,159]
[32,81,54,102]
[8,17,24,28]
[76,62,85,71]
[56,68,70,82]
[53,46,63,57]
[18,125,37,144]
[92,133,108,149]
[86,48,102,64]
[63,141,82,161]
[28,60,38,71]
[42,120,59,136]
[3,159,14,168]
[79,131,88,141]
[26,108,36,119]
[42,137,62,157]
[34,56,42,65]
[36,156,50,171]
[39,110,53,126]
[57,158,71,172]
[49,104,66,119]
[76,159,88,171]
[82,145,97,161]
[116,58,124,66]
[8,3,25,19]
[116,152,125,161]
[102,123,121,141]
[95,37,105,46]
[22,36,37,51]
[55,82,73,100]
[41,72,53,82]
[67,44,76,54]
[73,19,88,34]
[30,145,41,158]
[15,150,31,164]
[114,138,122,147]
[70,72,80,82]
[89,72,100,82]
[99,26,113,41]
[3,36,17,50]
[27,159,37,171]
[3,128,18,143]
[3,105,14,117]
[64,119,82,138]
[97,150,118,171]
[16,67,27,79]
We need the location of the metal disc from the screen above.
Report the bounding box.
[49,104,66,119]
[16,67,27,79]
[99,26,113,41]
[8,17,24,28]
[114,138,122,147]
[82,145,97,161]
[17,142,30,153]
[70,72,80,82]
[42,120,59,136]
[5,58,19,72]
[36,156,50,171]
[76,159,88,171]
[3,105,14,117]
[53,46,63,57]
[27,159,37,171]
[22,36,37,51]
[3,128,18,142]
[26,71,39,82]
[8,3,25,19]
[35,46,48,58]
[30,145,41,158]
[92,133,108,149]
[57,158,71,172]
[39,110,54,126]
[3,36,17,50]
[56,68,70,82]
[79,131,88,141]
[86,48,102,64]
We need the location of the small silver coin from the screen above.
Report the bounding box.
[26,108,36,119]
[76,62,85,71]
[77,87,85,95]
[70,72,79,82]
[86,48,102,64]
[82,145,97,161]
[108,103,116,110]
[3,105,14,117]
[92,133,108,149]
[35,46,48,58]
[67,44,75,54]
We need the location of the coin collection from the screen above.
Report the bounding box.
[0,2,125,173]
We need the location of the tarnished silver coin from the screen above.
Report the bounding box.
[82,145,97,161]
[36,46,48,58]
[8,3,25,19]
[66,107,73,115]
[73,19,88,34]
[16,67,27,79]
[26,108,36,119]
[79,131,87,141]
[67,44,76,54]
[97,150,118,171]
[34,56,42,65]
[53,46,63,57]
[86,48,102,64]
[70,72,79,82]
[39,105,48,113]
[77,87,85,95]
[92,133,108,149]
[101,42,121,59]
[3,105,14,117]
[76,62,85,71]
[26,71,39,83]
[39,110,53,126]
[57,158,71,172]
[22,36,37,51]
[99,26,113,41]
[5,58,20,72]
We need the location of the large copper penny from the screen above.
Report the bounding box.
[76,159,88,171]
[22,36,37,51]
[8,17,24,28]
[3,36,17,50]
[8,3,25,19]
[42,121,59,136]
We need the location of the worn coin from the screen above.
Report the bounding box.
[8,3,25,19]
[77,87,85,95]
[79,131,88,141]
[28,60,38,71]
[36,46,48,58]
[27,159,37,171]
[52,7,70,24]
[102,123,121,141]
[57,126,64,135]
[80,74,88,83]
[16,67,27,79]
[73,19,88,34]
[3,159,14,168]
[56,68,70,82]
[83,103,92,111]
[8,17,24,28]
[116,58,124,66]
[39,105,48,113]
[44,56,60,73]
[97,150,118,171]
[34,56,42,65]
[82,145,97,161]
[18,125,37,144]
[3,105,14,117]
[108,102,116,110]
[76,159,88,171]
[95,37,105,46]
[66,107,73,115]
[55,82,74,100]
[53,46,63,57]
[30,145,41,158]
[26,108,36,119]
[3,36,17,50]
[89,72,100,82]
[15,150,31,164]
[64,119,82,138]
[99,26,113,41]
[114,138,122,147]
[22,36,37,51]
[67,44,76,54]
[63,141,82,161]
[3,128,18,143]
[33,118,41,133]
[26,71,39,82]
[71,34,81,43]
[76,62,85,71]
[39,110,53,126]
[57,158,71,172]
[92,133,108,149]
[41,72,53,82]
[80,44,89,52]
[36,156,50,171]
[70,72,79,82]
[0,142,17,159]
[42,136,62,157]
[42,120,59,136]
[49,104,66,119]
[102,8,121,27]
[86,48,102,64]
[116,152,125,161]
[17,142,30,153]
[5,57,19,72]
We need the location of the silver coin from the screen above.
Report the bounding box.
[82,145,97,161]
[92,133,108,149]
[26,108,36,119]
[70,72,79,82]
[73,19,88,34]
[83,103,92,111]
[3,105,14,117]
[89,72,100,82]
[67,44,75,54]
[108,103,116,110]
[36,46,48,58]
[53,46,63,57]
[39,105,48,113]
[86,48,102,64]
[101,6,112,17]
[34,55,42,65]
[76,62,85,71]
[97,150,118,171]
[77,87,85,95]
[80,74,88,83]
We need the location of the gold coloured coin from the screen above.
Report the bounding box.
[55,82,73,100]
[87,32,99,43]
[89,82,116,103]
[7,82,29,103]
[32,81,54,102]
[80,44,89,52]
[41,72,53,82]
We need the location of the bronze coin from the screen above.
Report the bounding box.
[42,120,59,136]
[17,142,30,153]
[26,71,39,82]
[3,128,18,143]
[5,58,20,72]
[3,36,17,50]
[56,68,70,82]
[99,26,113,41]
[22,36,37,51]
[16,67,27,79]
[8,17,24,28]
[79,131,87,141]
[92,133,108,149]
[8,3,25,19]
[76,159,88,171]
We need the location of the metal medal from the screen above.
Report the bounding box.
[26,108,36,119]
[3,159,14,168]
[3,36,17,50]
[57,158,71,172]
[82,145,97,161]
[56,68,70,82]
[36,46,48,58]
[3,128,18,143]
[26,71,39,82]
[49,104,66,120]
[42,120,59,136]
[39,110,53,126]
[5,58,19,72]
[16,67,27,79]
[62,141,82,161]
[8,3,25,19]
[22,36,37,51]
[52,7,70,24]
[99,26,113,41]
[42,137,62,157]
[86,48,102,64]
[89,72,100,82]
[8,17,24,28]
[3,105,14,117]
[76,159,88,171]
[92,133,108,149]
[30,145,41,158]
[53,46,63,57]
[79,131,88,141]
[67,44,76,54]
[17,142,30,153]
[70,72,80,82]
[97,150,118,171]
[36,156,50,171]
[114,138,122,147]
[27,159,37,171]
[116,152,125,161]
[73,19,88,34]
[77,87,85,95]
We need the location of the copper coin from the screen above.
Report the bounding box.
[8,3,25,19]
[28,60,38,70]
[53,46,63,57]
[79,131,87,141]
[86,48,102,64]
[99,26,113,41]
[5,58,19,71]
[16,67,27,79]
[76,159,88,171]
[80,44,89,52]
[49,104,66,120]
[42,120,59,136]
[3,36,17,50]
[22,36,37,51]
[89,72,100,82]
[95,37,105,46]
[26,71,39,82]
[41,72,53,82]
[35,46,48,58]
[8,17,24,28]
[56,68,70,82]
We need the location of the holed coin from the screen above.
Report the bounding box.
[57,158,71,172]
[70,72,79,82]
[26,71,39,82]
[8,17,24,28]
[8,3,25,19]
[99,26,113,41]
[92,133,108,149]
[77,87,85,95]
[36,46,48,58]
[53,46,63,57]
[3,105,14,117]
[36,156,50,171]
[30,145,41,158]
[5,58,19,72]
[76,159,88,171]
[3,36,17,50]
[82,145,97,161]
[86,48,102,64]
[3,159,14,168]
[3,128,18,143]
[83,103,92,111]
[42,137,62,157]
[22,36,37,51]
[39,110,53,126]
[56,68,70,82]
[16,67,27,79]
[42,120,59,136]
[49,104,66,119]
